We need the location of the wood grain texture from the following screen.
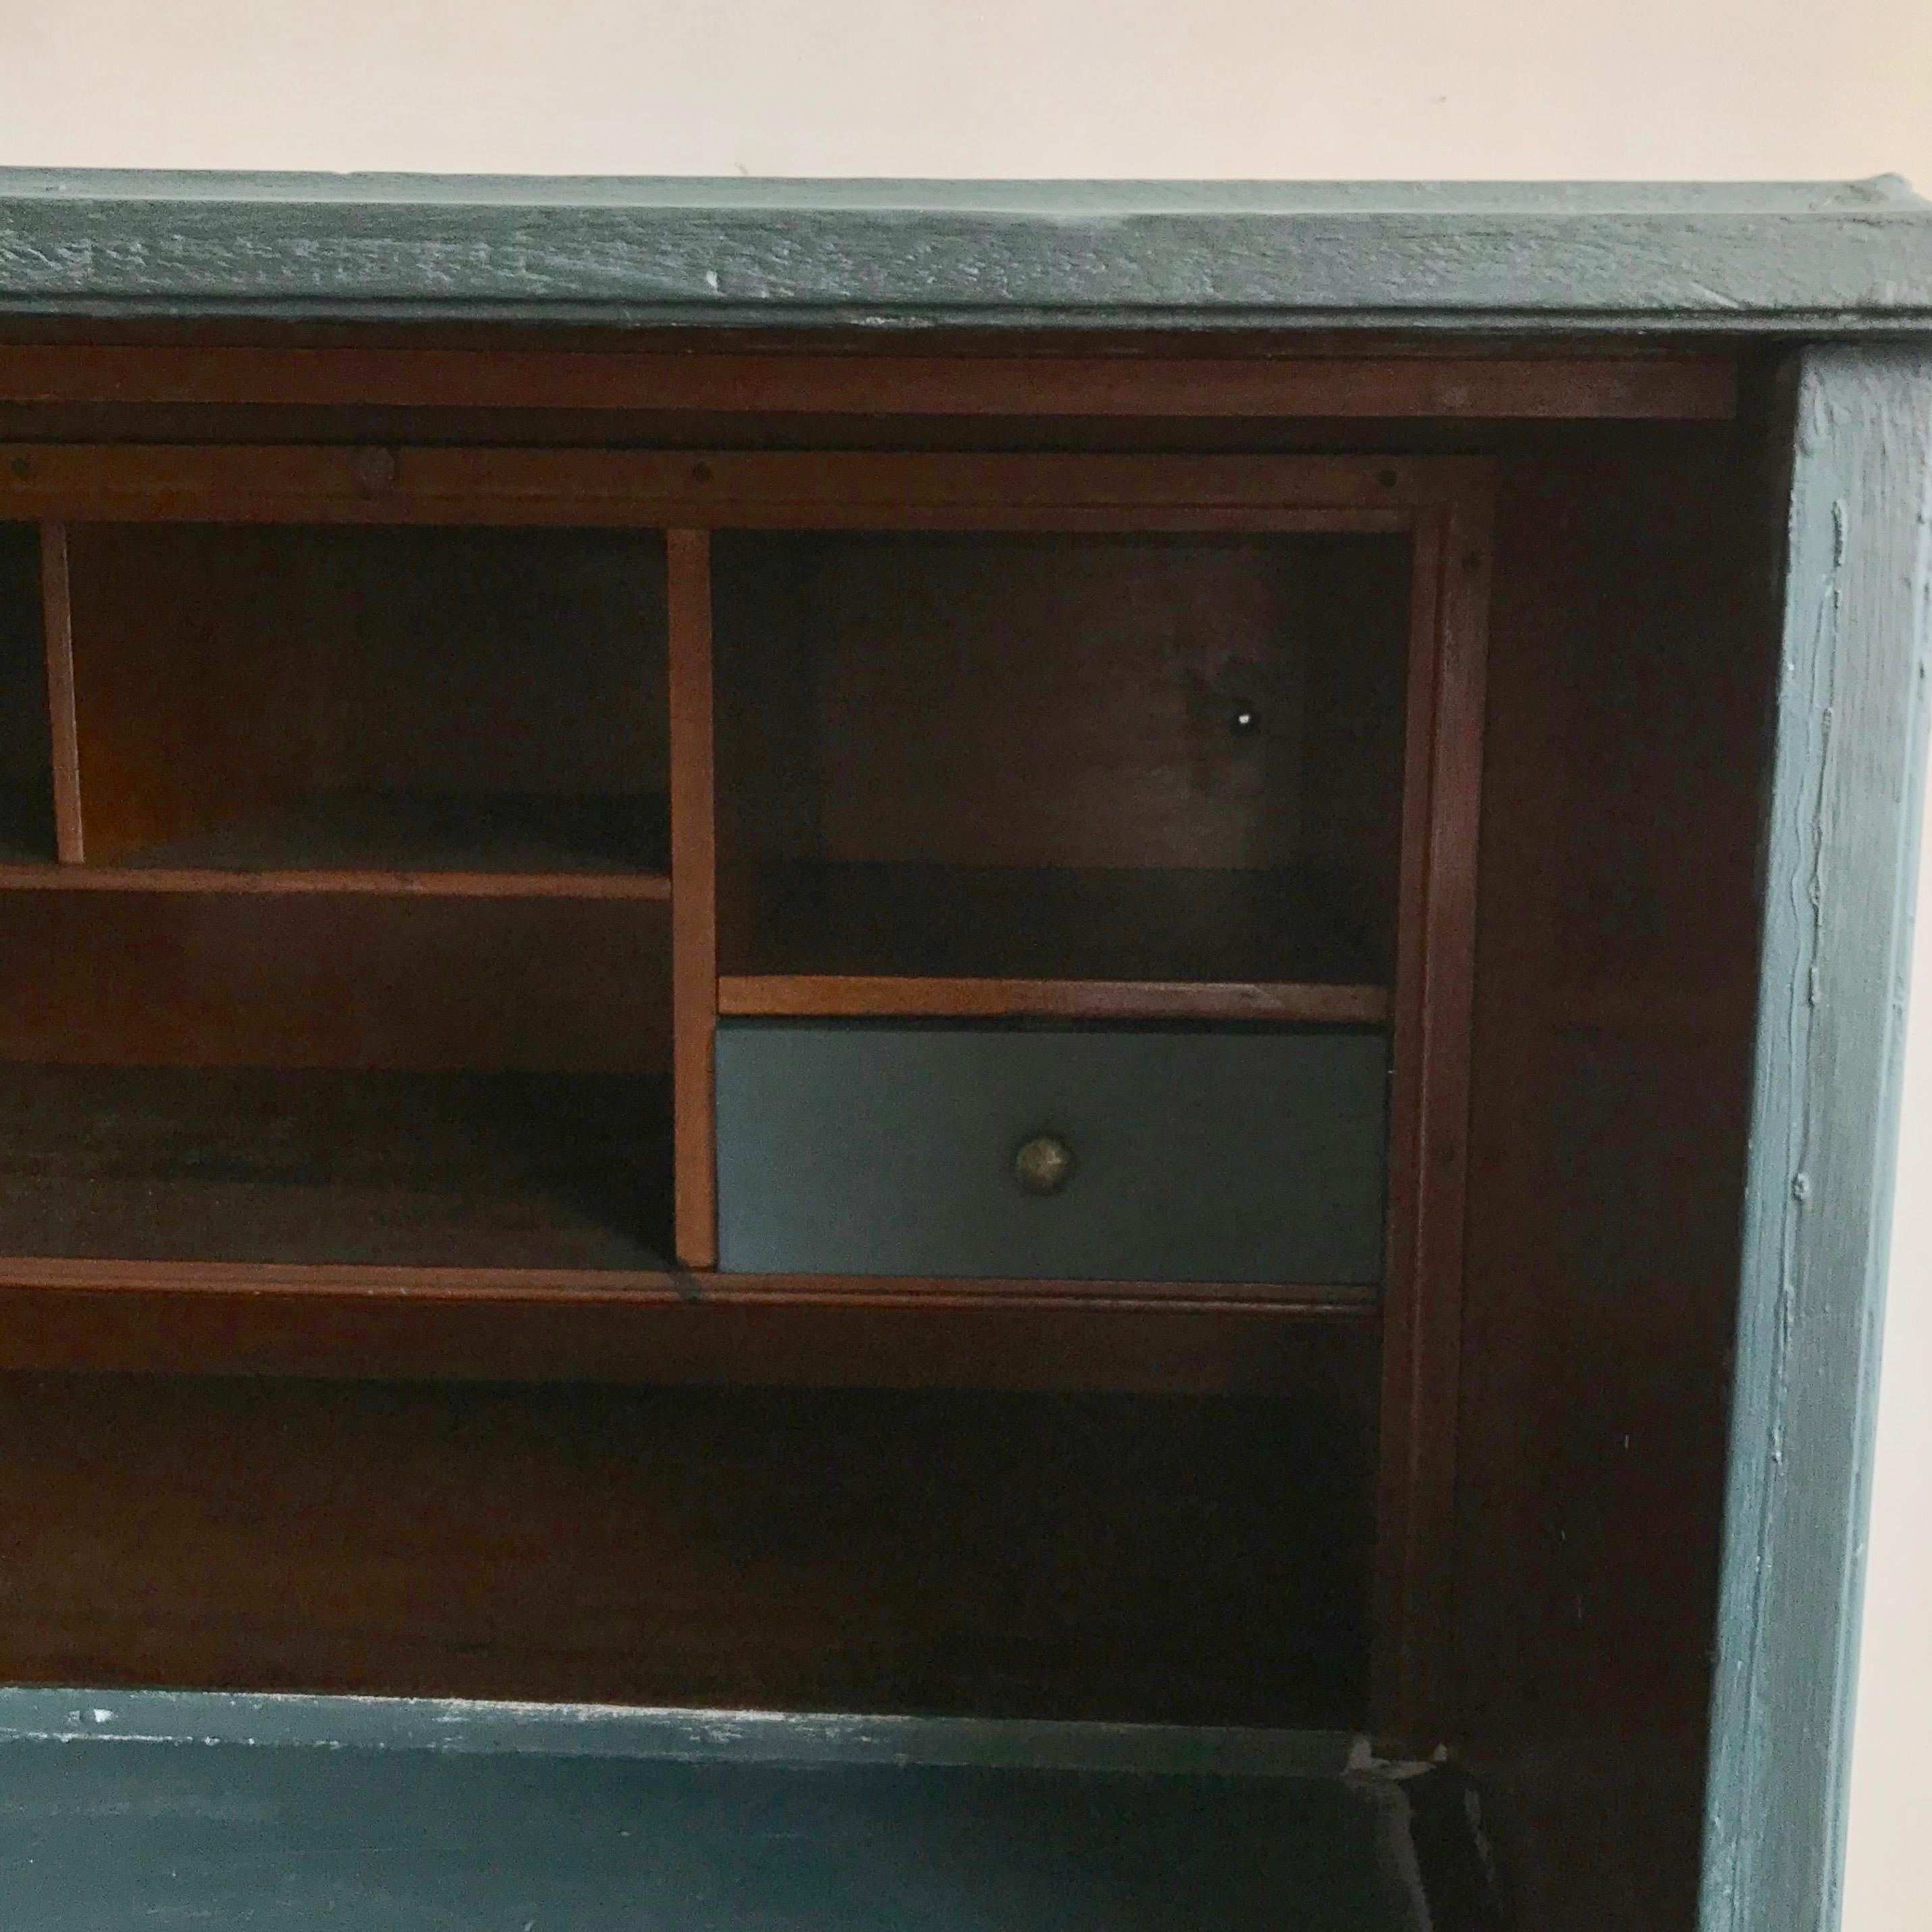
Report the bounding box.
[668,529,720,1268]
[0,173,1927,331]
[1702,350,1932,1932]
[807,535,1310,873]
[59,523,666,865]
[0,792,672,897]
[718,975,1387,1023]
[0,892,672,1071]
[0,864,671,899]
[38,520,81,861]
[0,445,1482,528]
[0,1368,1379,1721]
[1370,481,1493,1748]
[0,343,1739,419]
[0,1266,1370,1389]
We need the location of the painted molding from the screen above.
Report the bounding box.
[1,172,1931,331]
[1702,346,1932,1932]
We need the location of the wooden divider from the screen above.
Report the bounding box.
[668,529,719,1268]
[38,522,82,863]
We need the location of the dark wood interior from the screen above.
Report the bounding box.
[0,342,1785,1932]
[0,521,51,863]
[713,532,1407,1003]
[0,887,674,1270]
[53,522,669,877]
[0,892,672,1070]
[0,1067,673,1268]
[1453,423,1773,1931]
[0,1360,1377,1727]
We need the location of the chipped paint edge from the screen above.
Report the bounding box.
[3,172,1932,332]
[0,1686,1362,1776]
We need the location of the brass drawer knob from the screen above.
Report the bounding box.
[1013,1132,1075,1197]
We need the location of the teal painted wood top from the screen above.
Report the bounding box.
[0,1694,1421,1931]
[1,171,1929,331]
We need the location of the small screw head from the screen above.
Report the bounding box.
[349,447,398,494]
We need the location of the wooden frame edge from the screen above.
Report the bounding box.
[668,527,720,1268]
[1370,471,1495,1748]
[0,446,1488,527]
[38,520,82,863]
[1699,346,1932,1932]
[0,346,1739,421]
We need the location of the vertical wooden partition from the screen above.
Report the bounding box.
[1373,487,1495,1747]
[668,529,719,1268]
[38,522,82,863]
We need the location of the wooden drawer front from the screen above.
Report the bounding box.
[714,1022,1387,1284]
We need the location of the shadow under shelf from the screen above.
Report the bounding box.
[0,1065,674,1270]
[0,792,672,898]
[720,862,1390,1022]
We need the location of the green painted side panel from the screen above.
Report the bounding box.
[0,1694,1421,1931]
[714,1021,1387,1283]
[1,171,1930,331]
[1701,346,1932,1932]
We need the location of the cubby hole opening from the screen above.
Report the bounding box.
[0,522,53,865]
[0,890,675,1268]
[712,531,1409,1008]
[1,1360,1383,1729]
[56,524,670,883]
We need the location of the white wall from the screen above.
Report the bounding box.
[3,7,1927,1925]
[1,1,1929,182]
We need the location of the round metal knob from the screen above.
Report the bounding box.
[1013,1132,1075,1197]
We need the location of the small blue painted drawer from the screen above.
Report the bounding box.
[714,1021,1387,1284]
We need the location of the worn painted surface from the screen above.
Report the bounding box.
[0,1692,1420,1931]
[0,173,1930,331]
[0,1688,1356,1773]
[1702,347,1932,1932]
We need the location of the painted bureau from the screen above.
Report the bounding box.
[0,173,1927,1932]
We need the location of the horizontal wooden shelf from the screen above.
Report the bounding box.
[0,1058,1368,1307]
[7,793,673,899]
[0,1258,1372,1393]
[0,1254,1374,1314]
[727,861,1387,999]
[0,864,672,901]
[718,975,1387,1023]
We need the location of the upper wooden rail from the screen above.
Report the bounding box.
[0,346,1737,420]
[0,446,1490,527]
